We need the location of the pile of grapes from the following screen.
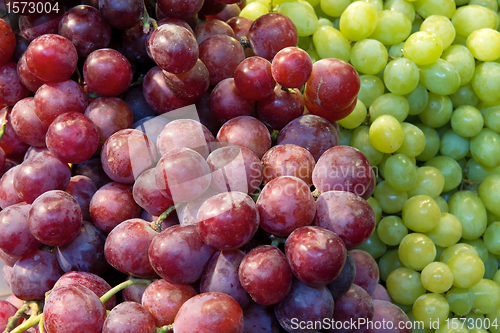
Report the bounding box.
[1,0,500,332]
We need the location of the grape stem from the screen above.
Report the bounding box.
[7,314,42,333]
[0,110,9,141]
[150,206,176,233]
[142,0,158,34]
[38,317,45,333]
[156,324,174,333]
[100,278,153,305]
[270,235,287,247]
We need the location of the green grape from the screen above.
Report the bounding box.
[368,10,412,45]
[407,311,435,333]
[421,262,454,293]
[434,196,449,213]
[367,196,382,225]
[278,1,319,37]
[312,26,350,62]
[239,1,269,19]
[470,279,500,314]
[377,215,408,246]
[353,0,384,12]
[424,156,463,192]
[479,175,500,217]
[413,0,456,19]
[379,249,404,281]
[413,293,450,329]
[369,93,410,122]
[339,1,378,41]
[403,31,443,65]
[457,158,467,170]
[420,15,456,50]
[297,36,313,50]
[467,28,500,62]
[350,126,384,166]
[384,0,415,22]
[440,129,470,161]
[449,83,479,108]
[377,153,390,179]
[405,84,429,115]
[403,194,441,232]
[471,61,500,105]
[332,17,340,30]
[338,126,353,146]
[350,39,388,75]
[357,75,385,107]
[425,212,462,248]
[485,254,499,280]
[487,210,500,226]
[354,231,387,259]
[470,129,500,168]
[369,115,404,154]
[373,180,408,214]
[441,243,480,263]
[449,191,487,240]
[386,267,427,305]
[415,123,440,161]
[320,0,350,16]
[442,189,461,201]
[469,0,498,10]
[437,123,452,138]
[396,122,426,157]
[399,233,437,270]
[483,106,500,133]
[317,17,333,27]
[463,313,488,329]
[441,45,475,86]
[408,166,445,198]
[418,92,453,128]
[494,269,500,286]
[484,223,500,255]
[338,99,367,129]
[447,253,485,288]
[383,58,420,96]
[419,59,461,95]
[461,238,489,264]
[384,154,417,192]
[388,42,405,59]
[486,307,500,333]
[446,287,476,316]
[306,49,320,63]
[452,5,498,39]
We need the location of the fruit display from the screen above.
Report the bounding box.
[0,0,500,332]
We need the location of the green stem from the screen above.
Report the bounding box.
[100,278,152,305]
[156,324,174,333]
[150,206,176,233]
[4,303,29,333]
[38,317,45,333]
[9,314,42,333]
[0,110,9,141]
[141,1,158,33]
[270,235,287,247]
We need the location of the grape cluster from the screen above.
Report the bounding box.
[1,0,500,332]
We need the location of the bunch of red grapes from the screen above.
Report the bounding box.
[0,0,409,332]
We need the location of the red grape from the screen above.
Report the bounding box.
[122,85,157,123]
[148,224,217,284]
[103,301,156,333]
[248,13,298,61]
[257,84,304,130]
[0,166,23,209]
[122,21,155,64]
[83,48,133,97]
[314,191,375,249]
[84,97,134,147]
[239,245,293,305]
[25,34,77,83]
[196,89,223,135]
[234,56,276,101]
[104,218,158,278]
[350,249,380,296]
[73,157,112,189]
[367,300,411,333]
[34,79,88,127]
[162,59,210,101]
[0,19,15,67]
[28,190,82,246]
[89,182,142,233]
[173,292,244,333]
[206,4,241,22]
[209,78,255,122]
[101,129,158,184]
[157,0,204,19]
[227,16,253,39]
[305,94,358,123]
[196,191,260,250]
[19,12,63,41]
[371,285,392,303]
[194,19,236,44]
[122,276,148,303]
[327,252,356,299]
[0,107,29,159]
[98,0,144,30]
[257,176,316,237]
[58,5,112,57]
[134,115,170,146]
[148,24,199,74]
[207,146,263,194]
[271,47,312,88]
[177,187,220,226]
[243,302,280,333]
[14,151,71,204]
[46,112,99,164]
[142,279,197,326]
[0,62,30,107]
[261,144,315,186]
[43,284,106,333]
[16,53,44,93]
[198,0,227,17]
[0,300,21,332]
[11,97,48,147]
[216,116,271,159]
[277,114,339,161]
[0,202,41,257]
[133,168,174,216]
[312,145,373,197]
